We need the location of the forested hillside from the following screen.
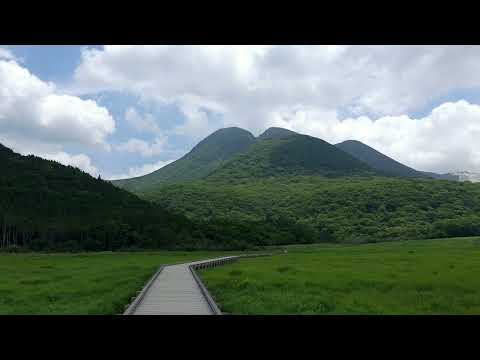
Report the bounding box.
[335,140,426,177]
[207,133,376,181]
[144,176,480,245]
[0,143,244,251]
[116,127,480,247]
[112,126,455,190]
[112,127,256,192]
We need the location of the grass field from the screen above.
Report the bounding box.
[199,237,480,314]
[0,251,236,314]
[3,237,480,315]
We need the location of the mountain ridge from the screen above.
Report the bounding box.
[0,142,208,251]
[207,132,376,181]
[113,126,461,194]
[335,139,426,178]
[258,127,298,139]
[112,126,256,192]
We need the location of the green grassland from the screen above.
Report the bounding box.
[199,237,480,314]
[4,237,480,315]
[0,251,235,314]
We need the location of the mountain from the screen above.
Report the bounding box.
[335,140,427,178]
[113,127,376,192]
[258,127,298,139]
[0,143,220,251]
[110,127,480,248]
[112,127,256,193]
[207,132,376,181]
[113,127,463,193]
[335,139,463,181]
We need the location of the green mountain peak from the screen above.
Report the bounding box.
[258,127,298,139]
[112,126,256,192]
[208,132,375,181]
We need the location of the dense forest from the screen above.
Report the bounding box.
[111,126,480,247]
[4,123,480,252]
[0,144,254,251]
[143,176,480,245]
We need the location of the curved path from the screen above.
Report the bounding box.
[124,256,239,315]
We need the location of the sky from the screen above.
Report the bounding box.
[2,45,480,179]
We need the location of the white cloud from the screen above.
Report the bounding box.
[0,47,16,61]
[124,107,161,134]
[0,58,115,155]
[173,98,218,140]
[269,100,480,173]
[115,137,166,157]
[73,45,274,139]
[69,45,480,173]
[74,45,271,96]
[106,159,174,180]
[71,45,480,168]
[74,46,480,132]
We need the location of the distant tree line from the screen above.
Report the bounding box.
[145,176,480,246]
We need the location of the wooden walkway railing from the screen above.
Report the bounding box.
[123,253,271,315]
[123,256,239,315]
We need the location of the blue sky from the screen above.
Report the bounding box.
[1,45,198,178]
[2,45,480,177]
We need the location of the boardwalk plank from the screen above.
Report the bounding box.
[129,256,238,315]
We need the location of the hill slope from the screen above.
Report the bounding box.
[335,140,426,177]
[112,127,256,192]
[335,140,461,181]
[0,144,218,251]
[258,127,298,139]
[207,132,376,181]
[146,176,480,245]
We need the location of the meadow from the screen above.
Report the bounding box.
[3,237,480,315]
[199,237,480,314]
[0,250,235,314]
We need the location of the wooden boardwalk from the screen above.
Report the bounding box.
[124,256,239,315]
